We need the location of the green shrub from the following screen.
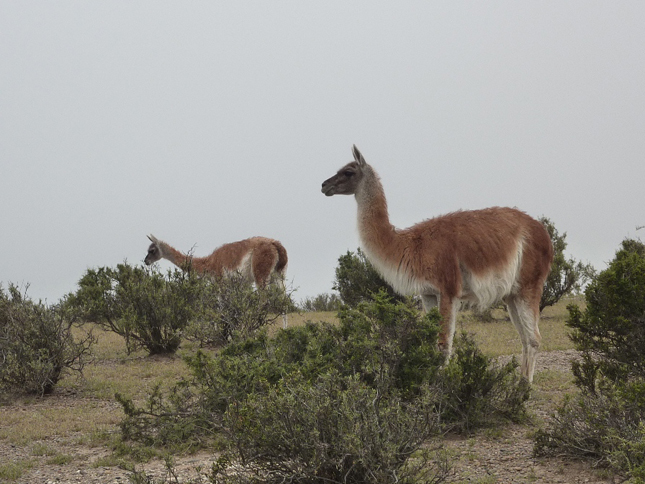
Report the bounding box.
[568,239,645,391]
[534,379,645,478]
[0,284,94,396]
[187,292,445,400]
[335,294,444,395]
[438,333,530,432]
[539,217,595,312]
[334,248,407,307]
[534,238,645,479]
[299,292,342,312]
[219,372,449,484]
[195,294,450,483]
[120,293,528,460]
[118,293,443,432]
[65,263,206,355]
[185,272,294,347]
[115,383,215,451]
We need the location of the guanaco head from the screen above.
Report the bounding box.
[144,234,162,265]
[321,145,367,197]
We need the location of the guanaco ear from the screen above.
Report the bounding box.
[352,145,366,167]
[148,234,159,244]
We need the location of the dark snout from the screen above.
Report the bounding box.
[144,247,155,265]
[321,176,336,196]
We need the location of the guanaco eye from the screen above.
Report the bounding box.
[343,170,354,177]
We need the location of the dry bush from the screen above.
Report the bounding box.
[65,263,207,355]
[534,239,645,480]
[185,272,294,347]
[0,284,94,396]
[118,293,529,483]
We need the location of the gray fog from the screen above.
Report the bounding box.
[1,2,644,304]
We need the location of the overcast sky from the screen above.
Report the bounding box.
[1,2,644,305]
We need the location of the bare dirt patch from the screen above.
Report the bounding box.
[441,350,622,483]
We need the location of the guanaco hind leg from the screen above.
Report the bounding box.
[422,294,459,359]
[505,296,541,382]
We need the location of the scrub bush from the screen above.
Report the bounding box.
[118,293,529,482]
[334,248,406,307]
[539,217,595,312]
[534,239,645,479]
[185,272,294,347]
[438,333,530,432]
[0,284,94,395]
[65,263,205,355]
[219,372,449,484]
[299,292,342,312]
[568,239,645,390]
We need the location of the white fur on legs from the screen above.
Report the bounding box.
[441,298,460,358]
[506,297,541,382]
[422,294,459,359]
[421,294,438,311]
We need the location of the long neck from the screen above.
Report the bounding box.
[355,165,399,258]
[159,242,205,272]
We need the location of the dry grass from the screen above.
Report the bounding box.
[66,324,193,402]
[0,324,194,449]
[270,310,341,330]
[456,314,573,357]
[0,400,121,447]
[457,295,583,357]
